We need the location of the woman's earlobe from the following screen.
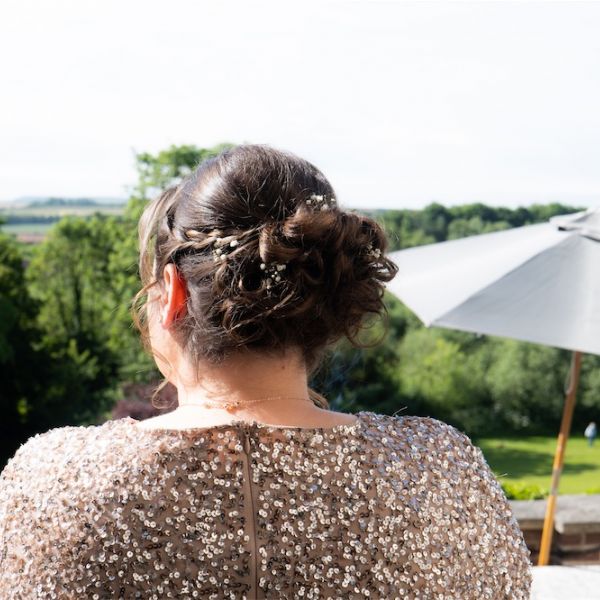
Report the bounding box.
[161,263,188,328]
[172,267,188,320]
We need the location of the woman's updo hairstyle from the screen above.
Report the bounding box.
[132,144,398,403]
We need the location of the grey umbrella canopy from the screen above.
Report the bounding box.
[385,207,600,566]
[386,208,600,354]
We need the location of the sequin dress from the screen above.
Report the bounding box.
[0,411,532,599]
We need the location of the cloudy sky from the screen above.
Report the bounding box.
[1,0,599,210]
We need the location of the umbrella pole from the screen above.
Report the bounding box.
[537,350,583,566]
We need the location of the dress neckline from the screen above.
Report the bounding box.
[123,411,368,436]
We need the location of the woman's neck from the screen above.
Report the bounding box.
[155,347,336,427]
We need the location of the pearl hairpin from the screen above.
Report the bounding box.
[365,242,382,260]
[260,261,287,289]
[306,194,337,211]
[209,235,288,290]
[211,237,239,262]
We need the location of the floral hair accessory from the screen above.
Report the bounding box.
[259,261,287,290]
[211,236,239,262]
[365,242,381,260]
[306,193,337,211]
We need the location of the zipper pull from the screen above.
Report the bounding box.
[242,425,251,454]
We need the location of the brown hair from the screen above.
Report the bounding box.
[131,144,398,408]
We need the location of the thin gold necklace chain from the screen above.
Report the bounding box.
[175,395,314,413]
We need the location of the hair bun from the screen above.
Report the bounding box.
[134,144,398,373]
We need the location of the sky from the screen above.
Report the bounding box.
[1,0,600,210]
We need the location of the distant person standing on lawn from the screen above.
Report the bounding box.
[584,421,597,447]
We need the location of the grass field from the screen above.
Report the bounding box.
[476,435,600,495]
[0,204,125,240]
[0,205,124,217]
[1,222,55,234]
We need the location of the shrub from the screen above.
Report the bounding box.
[501,481,548,500]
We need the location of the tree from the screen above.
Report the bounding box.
[0,232,41,440]
[14,138,592,443]
[397,327,489,433]
[309,292,419,417]
[20,143,237,430]
[24,216,122,425]
[0,233,109,463]
[447,217,511,240]
[126,143,235,220]
[486,339,572,432]
[27,216,118,342]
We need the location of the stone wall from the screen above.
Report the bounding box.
[510,494,600,565]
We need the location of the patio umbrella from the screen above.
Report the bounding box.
[385,207,600,566]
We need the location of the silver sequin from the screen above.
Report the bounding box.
[0,412,532,599]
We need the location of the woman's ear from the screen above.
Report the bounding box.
[160,263,188,329]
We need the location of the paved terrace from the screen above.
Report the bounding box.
[532,565,600,599]
[512,495,600,599]
[510,494,600,565]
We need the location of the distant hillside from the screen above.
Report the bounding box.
[28,198,99,207]
[2,196,126,208]
[0,197,126,244]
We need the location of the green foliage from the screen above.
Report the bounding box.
[485,340,571,431]
[14,240,39,263]
[28,197,99,207]
[130,143,234,207]
[368,201,584,251]
[22,141,230,389]
[0,233,36,360]
[23,208,160,392]
[397,328,489,432]
[3,142,236,455]
[25,336,119,427]
[575,353,600,426]
[363,200,590,435]
[18,216,124,430]
[501,481,548,500]
[27,216,120,342]
[103,212,156,382]
[3,137,594,474]
[319,332,405,416]
[0,233,41,423]
[310,292,420,416]
[447,217,511,240]
[0,232,111,461]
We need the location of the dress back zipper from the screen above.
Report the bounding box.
[240,425,259,598]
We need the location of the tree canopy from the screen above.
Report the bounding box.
[2,142,596,469]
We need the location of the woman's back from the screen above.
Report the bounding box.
[0,412,532,599]
[1,145,533,597]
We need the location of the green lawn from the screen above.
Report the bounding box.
[1,223,54,234]
[0,205,124,217]
[0,205,125,238]
[475,435,600,495]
